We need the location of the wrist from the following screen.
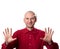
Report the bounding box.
[5,41,8,45]
[48,41,53,45]
[48,42,52,45]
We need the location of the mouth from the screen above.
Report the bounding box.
[28,23,33,25]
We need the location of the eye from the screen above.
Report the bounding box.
[26,18,29,20]
[31,17,35,20]
[31,18,34,19]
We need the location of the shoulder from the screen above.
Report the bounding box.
[13,28,25,37]
[35,28,45,37]
[35,28,45,33]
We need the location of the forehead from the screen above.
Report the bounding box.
[25,11,35,18]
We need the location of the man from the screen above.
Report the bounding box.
[2,11,59,49]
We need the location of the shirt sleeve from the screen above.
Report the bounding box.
[1,40,18,49]
[1,31,18,49]
[41,31,59,49]
[43,41,59,49]
[1,43,7,49]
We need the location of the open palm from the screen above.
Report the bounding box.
[41,27,54,44]
[3,28,16,44]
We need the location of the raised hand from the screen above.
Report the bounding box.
[40,27,54,44]
[3,28,17,44]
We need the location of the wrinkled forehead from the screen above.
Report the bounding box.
[24,11,36,18]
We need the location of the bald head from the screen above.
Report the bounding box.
[24,11,37,28]
[24,11,36,19]
[25,11,35,16]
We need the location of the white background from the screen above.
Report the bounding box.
[0,0,60,49]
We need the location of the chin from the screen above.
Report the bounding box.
[27,25,34,28]
[26,24,34,28]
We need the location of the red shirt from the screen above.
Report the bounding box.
[2,28,59,49]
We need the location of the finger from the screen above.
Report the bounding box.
[10,28,12,36]
[7,28,9,34]
[40,33,47,41]
[45,28,47,33]
[50,28,54,35]
[40,38,45,41]
[3,32,6,36]
[50,28,52,34]
[48,27,50,33]
[40,37,47,41]
[12,38,17,41]
[51,31,54,36]
[40,38,43,40]
[5,28,7,34]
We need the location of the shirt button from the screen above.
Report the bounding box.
[29,35,32,36]
[29,37,31,39]
[29,43,31,46]
[29,36,31,39]
[29,35,32,39]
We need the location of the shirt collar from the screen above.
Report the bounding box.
[24,27,36,34]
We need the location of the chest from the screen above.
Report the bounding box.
[18,32,44,45]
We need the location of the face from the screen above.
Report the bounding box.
[24,12,36,28]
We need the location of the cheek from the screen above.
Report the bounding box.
[24,19,27,23]
[32,20,36,23]
[24,20,28,24]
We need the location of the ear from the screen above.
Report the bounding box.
[35,16,37,22]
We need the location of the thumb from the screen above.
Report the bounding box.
[40,38,44,40]
[12,38,17,41]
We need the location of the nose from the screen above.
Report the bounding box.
[29,19,31,22]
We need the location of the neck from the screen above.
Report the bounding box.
[26,27,34,31]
